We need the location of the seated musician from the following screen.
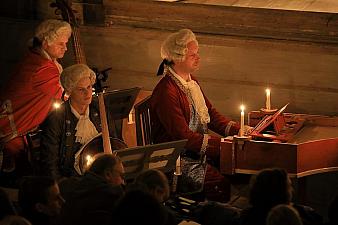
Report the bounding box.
[150,28,251,202]
[39,64,116,179]
[0,19,71,184]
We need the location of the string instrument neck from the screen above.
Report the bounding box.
[72,26,87,65]
[98,93,113,154]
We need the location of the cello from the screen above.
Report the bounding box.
[52,0,127,174]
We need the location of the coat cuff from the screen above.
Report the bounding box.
[205,136,221,161]
[225,121,237,136]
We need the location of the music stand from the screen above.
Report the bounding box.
[114,139,187,180]
[250,103,289,141]
[92,87,141,120]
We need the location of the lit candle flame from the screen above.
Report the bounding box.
[86,154,94,167]
[53,102,61,109]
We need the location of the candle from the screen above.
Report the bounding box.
[175,155,181,174]
[53,102,61,109]
[240,105,245,137]
[128,108,134,124]
[266,88,271,110]
[86,154,93,167]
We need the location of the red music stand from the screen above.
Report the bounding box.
[250,104,289,141]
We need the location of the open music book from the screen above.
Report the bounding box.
[250,103,289,141]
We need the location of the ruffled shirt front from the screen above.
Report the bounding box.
[70,103,99,145]
[169,67,210,125]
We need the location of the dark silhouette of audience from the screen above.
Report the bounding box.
[133,168,170,203]
[2,164,336,225]
[132,169,241,225]
[326,194,338,225]
[114,188,169,225]
[267,204,303,225]
[1,215,32,225]
[0,188,16,220]
[239,168,323,225]
[197,201,240,225]
[18,176,64,225]
[57,153,125,225]
[132,169,181,225]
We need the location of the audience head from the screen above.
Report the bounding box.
[88,153,125,186]
[0,188,16,220]
[60,63,96,97]
[249,168,293,210]
[328,194,338,225]
[266,204,303,225]
[0,215,32,225]
[33,19,71,59]
[18,176,64,217]
[161,28,198,65]
[133,169,170,203]
[115,189,168,225]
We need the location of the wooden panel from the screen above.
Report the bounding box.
[220,140,298,175]
[104,0,338,43]
[79,25,338,119]
[297,138,338,176]
[183,0,338,13]
[220,132,338,177]
[122,89,152,147]
[237,141,298,174]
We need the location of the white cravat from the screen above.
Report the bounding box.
[169,67,210,124]
[70,103,99,145]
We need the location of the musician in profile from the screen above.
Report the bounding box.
[39,64,106,179]
[151,28,251,201]
[0,19,72,185]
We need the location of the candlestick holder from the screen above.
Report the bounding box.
[233,135,251,150]
[171,171,182,194]
[260,108,278,114]
[233,135,251,141]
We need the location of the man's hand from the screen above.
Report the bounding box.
[239,125,254,136]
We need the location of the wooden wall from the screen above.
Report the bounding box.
[1,0,338,121]
[100,0,338,120]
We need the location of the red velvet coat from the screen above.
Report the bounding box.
[0,50,62,141]
[150,72,240,160]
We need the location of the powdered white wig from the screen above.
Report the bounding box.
[60,64,96,95]
[35,19,72,45]
[161,29,198,63]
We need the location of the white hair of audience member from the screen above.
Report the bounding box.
[161,28,198,63]
[34,19,72,45]
[0,215,32,225]
[60,64,96,96]
[266,204,303,225]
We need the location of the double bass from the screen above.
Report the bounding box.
[52,0,127,174]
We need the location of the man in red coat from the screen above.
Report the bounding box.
[151,29,246,202]
[0,19,71,183]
